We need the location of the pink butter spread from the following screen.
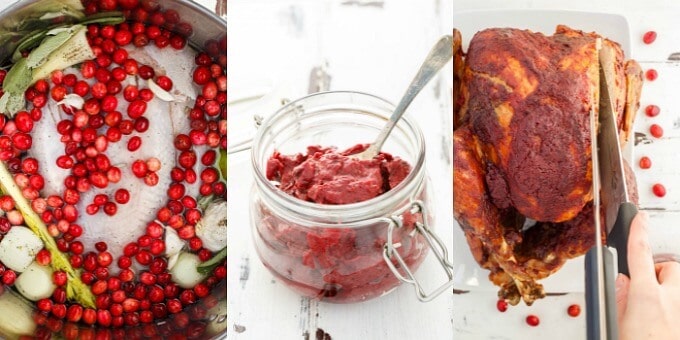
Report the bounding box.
[259,144,428,302]
[266,144,411,204]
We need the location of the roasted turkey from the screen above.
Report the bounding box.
[453,26,643,305]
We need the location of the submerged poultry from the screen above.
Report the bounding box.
[453,26,643,305]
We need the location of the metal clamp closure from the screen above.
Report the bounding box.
[382,200,454,302]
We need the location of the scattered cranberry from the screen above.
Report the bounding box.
[2,270,16,285]
[653,183,667,198]
[53,271,67,286]
[132,160,148,178]
[35,249,51,265]
[643,31,657,44]
[144,172,159,186]
[146,157,161,172]
[128,136,142,151]
[650,124,664,138]
[645,104,660,117]
[639,156,652,169]
[526,315,540,327]
[567,304,581,317]
[193,66,211,85]
[36,298,52,312]
[66,305,83,323]
[104,202,118,216]
[127,100,147,118]
[114,188,130,204]
[646,69,658,81]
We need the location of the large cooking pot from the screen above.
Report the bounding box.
[0,0,226,339]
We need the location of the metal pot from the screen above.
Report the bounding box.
[0,0,226,339]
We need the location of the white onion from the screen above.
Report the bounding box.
[15,262,56,301]
[195,200,226,252]
[170,252,206,289]
[0,227,43,272]
[0,289,36,336]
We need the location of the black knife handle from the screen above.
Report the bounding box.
[606,202,638,276]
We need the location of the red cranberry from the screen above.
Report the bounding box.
[103,202,117,216]
[568,304,581,317]
[82,308,97,325]
[128,136,142,151]
[132,159,148,178]
[646,104,660,117]
[117,255,132,269]
[138,65,155,79]
[36,249,51,265]
[114,188,130,204]
[67,304,83,323]
[2,270,17,285]
[653,183,667,197]
[646,69,658,81]
[650,124,664,138]
[167,299,182,314]
[526,315,540,327]
[192,66,211,85]
[127,100,147,118]
[643,31,657,44]
[53,271,67,286]
[639,156,652,169]
[178,151,197,169]
[51,303,67,319]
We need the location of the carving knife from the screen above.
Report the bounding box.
[585,54,638,340]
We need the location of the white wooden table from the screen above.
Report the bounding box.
[227,1,454,339]
[453,1,680,339]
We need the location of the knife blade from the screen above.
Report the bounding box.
[597,54,638,277]
[586,105,621,340]
[585,99,609,339]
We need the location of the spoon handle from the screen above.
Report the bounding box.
[363,35,453,157]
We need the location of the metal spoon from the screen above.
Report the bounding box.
[353,35,453,160]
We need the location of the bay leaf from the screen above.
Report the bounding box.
[3,58,31,94]
[25,29,74,68]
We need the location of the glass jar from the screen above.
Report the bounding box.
[250,91,451,303]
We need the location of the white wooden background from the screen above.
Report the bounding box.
[453,1,680,339]
[227,1,454,339]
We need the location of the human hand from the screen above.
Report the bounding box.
[616,212,680,340]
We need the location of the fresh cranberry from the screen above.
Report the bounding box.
[192,66,211,85]
[526,315,540,327]
[568,304,581,317]
[646,69,658,81]
[127,136,142,151]
[132,159,148,178]
[645,104,660,117]
[653,183,667,197]
[114,188,130,204]
[127,100,147,119]
[643,31,657,44]
[639,156,652,169]
[650,124,664,138]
